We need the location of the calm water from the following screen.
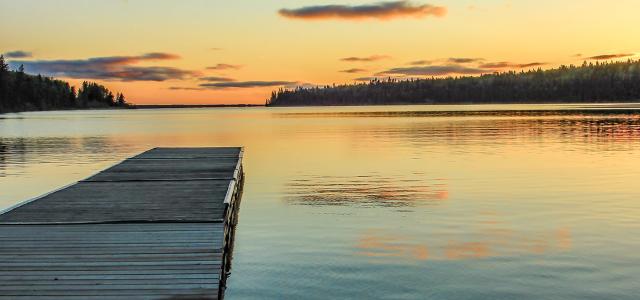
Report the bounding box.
[1,104,640,299]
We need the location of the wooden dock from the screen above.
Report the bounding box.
[0,147,244,300]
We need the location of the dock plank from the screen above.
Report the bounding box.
[133,147,241,159]
[0,180,229,223]
[0,147,244,300]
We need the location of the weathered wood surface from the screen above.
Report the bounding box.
[85,158,238,182]
[0,181,230,223]
[0,147,244,300]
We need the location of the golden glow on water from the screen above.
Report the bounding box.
[1,104,640,299]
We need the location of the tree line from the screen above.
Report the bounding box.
[267,60,640,106]
[0,55,129,114]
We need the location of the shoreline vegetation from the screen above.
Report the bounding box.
[267,60,640,106]
[4,54,640,113]
[0,55,130,114]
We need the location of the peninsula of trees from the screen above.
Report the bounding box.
[0,55,129,114]
[267,60,640,106]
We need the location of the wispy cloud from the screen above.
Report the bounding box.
[200,76,236,82]
[10,53,197,81]
[206,63,242,70]
[340,68,368,73]
[341,55,390,62]
[169,86,205,91]
[92,66,197,81]
[518,62,546,68]
[200,80,295,89]
[448,57,483,63]
[409,60,431,65]
[477,62,513,68]
[4,50,32,58]
[177,80,309,91]
[410,58,483,65]
[279,1,447,21]
[586,53,634,60]
[141,52,181,60]
[478,61,546,68]
[378,64,489,76]
[378,58,548,77]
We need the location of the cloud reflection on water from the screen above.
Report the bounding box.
[355,223,572,262]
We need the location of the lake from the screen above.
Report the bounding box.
[1,104,639,299]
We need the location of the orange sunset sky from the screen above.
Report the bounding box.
[1,0,639,105]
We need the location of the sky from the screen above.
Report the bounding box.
[1,0,639,105]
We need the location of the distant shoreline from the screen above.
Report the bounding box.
[0,104,266,115]
[133,104,264,109]
[5,101,640,115]
[265,100,640,107]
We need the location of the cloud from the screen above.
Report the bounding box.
[200,80,295,89]
[341,55,390,62]
[95,66,197,81]
[586,53,634,60]
[409,60,431,65]
[200,76,236,82]
[209,47,223,51]
[169,86,205,91]
[279,1,447,20]
[206,63,242,70]
[4,50,32,58]
[9,52,196,81]
[518,62,546,68]
[409,58,482,66]
[448,57,483,63]
[340,68,368,73]
[478,61,546,69]
[141,52,181,60]
[378,64,489,76]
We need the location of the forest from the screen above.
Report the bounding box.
[267,60,640,106]
[0,55,129,114]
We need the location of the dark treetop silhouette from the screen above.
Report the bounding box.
[267,60,640,106]
[0,55,129,114]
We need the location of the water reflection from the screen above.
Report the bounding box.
[0,142,5,176]
[356,230,431,261]
[284,175,448,207]
[276,111,640,156]
[356,222,572,262]
[2,106,640,300]
[344,117,640,155]
[0,136,139,177]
